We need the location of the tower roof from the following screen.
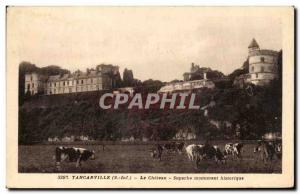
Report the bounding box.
[248,38,259,48]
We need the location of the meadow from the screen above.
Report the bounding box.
[18,142,281,173]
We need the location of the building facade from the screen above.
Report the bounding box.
[248,39,278,85]
[247,39,279,85]
[183,63,210,81]
[25,64,120,95]
[158,74,215,94]
[24,72,46,95]
[233,39,279,87]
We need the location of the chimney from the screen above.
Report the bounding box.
[203,72,207,80]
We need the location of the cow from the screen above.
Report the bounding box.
[150,144,164,161]
[185,144,205,161]
[213,145,226,164]
[176,142,185,153]
[197,145,226,164]
[185,144,198,161]
[54,146,95,169]
[224,143,244,159]
[187,144,226,165]
[163,142,177,153]
[253,140,276,163]
[274,142,282,159]
[164,142,185,153]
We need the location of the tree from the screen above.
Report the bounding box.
[190,67,225,81]
[123,68,134,87]
[137,79,163,93]
[228,58,249,82]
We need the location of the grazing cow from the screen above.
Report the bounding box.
[164,142,185,153]
[186,143,231,162]
[176,142,185,153]
[191,144,226,164]
[253,140,276,163]
[55,146,95,168]
[185,144,198,161]
[213,145,226,164]
[163,142,177,153]
[150,144,164,161]
[274,142,282,159]
[224,143,244,158]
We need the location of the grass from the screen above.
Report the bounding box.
[18,142,281,173]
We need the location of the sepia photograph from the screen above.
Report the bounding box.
[6,6,294,188]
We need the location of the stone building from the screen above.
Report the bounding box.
[183,63,210,81]
[25,64,120,95]
[158,75,215,94]
[234,39,279,87]
[24,72,47,95]
[248,38,279,85]
[159,62,216,93]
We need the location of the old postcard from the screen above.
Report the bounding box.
[6,6,294,188]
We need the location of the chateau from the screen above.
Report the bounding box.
[158,71,215,94]
[183,63,211,82]
[25,64,119,95]
[234,39,279,87]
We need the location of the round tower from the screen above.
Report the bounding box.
[248,38,279,86]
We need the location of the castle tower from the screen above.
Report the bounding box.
[248,38,279,86]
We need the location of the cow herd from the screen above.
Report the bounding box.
[53,140,282,170]
[151,140,282,168]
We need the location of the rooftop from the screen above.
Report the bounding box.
[248,38,260,49]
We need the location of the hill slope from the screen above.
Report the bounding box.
[19,80,282,144]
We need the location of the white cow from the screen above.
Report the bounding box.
[224,143,244,158]
[185,144,204,161]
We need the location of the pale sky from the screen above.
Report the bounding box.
[8,7,282,82]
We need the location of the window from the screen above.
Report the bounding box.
[77,80,79,84]
[54,83,56,87]
[81,80,84,84]
[91,78,93,83]
[63,81,65,86]
[30,76,33,81]
[32,83,34,88]
[260,57,265,62]
[256,73,258,78]
[251,66,254,72]
[27,84,30,90]
[261,66,265,72]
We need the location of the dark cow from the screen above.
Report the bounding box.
[55,146,95,168]
[176,142,185,153]
[194,144,226,165]
[150,144,164,161]
[274,141,282,159]
[163,142,177,153]
[253,140,276,163]
[163,142,185,153]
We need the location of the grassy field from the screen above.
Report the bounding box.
[18,142,281,173]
